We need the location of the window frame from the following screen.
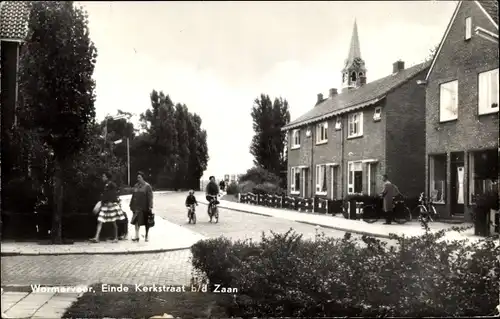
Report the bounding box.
[315,164,327,195]
[331,166,338,199]
[465,17,472,40]
[439,80,458,122]
[291,167,301,194]
[429,155,446,204]
[335,117,342,130]
[315,122,328,144]
[373,107,382,121]
[291,129,301,149]
[347,112,364,138]
[478,68,499,116]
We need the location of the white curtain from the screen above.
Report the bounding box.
[457,166,464,204]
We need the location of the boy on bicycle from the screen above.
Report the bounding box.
[185,190,198,221]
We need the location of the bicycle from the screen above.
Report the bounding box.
[206,195,219,223]
[362,195,412,224]
[187,204,197,224]
[411,192,438,223]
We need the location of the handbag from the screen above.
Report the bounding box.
[147,210,155,228]
[92,201,102,215]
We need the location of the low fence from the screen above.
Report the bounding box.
[239,192,349,216]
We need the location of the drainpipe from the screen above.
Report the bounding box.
[310,125,314,199]
[341,116,345,199]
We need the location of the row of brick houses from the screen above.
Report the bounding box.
[282,0,498,221]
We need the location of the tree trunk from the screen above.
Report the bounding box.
[51,159,64,244]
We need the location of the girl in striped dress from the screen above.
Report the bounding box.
[90,172,126,243]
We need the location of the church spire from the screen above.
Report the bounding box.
[346,19,362,64]
[341,19,367,91]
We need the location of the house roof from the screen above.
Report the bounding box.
[425,0,498,81]
[0,1,30,41]
[282,60,431,131]
[476,0,499,27]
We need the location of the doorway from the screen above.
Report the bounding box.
[302,168,309,198]
[450,152,465,216]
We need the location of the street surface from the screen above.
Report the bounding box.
[1,192,375,287]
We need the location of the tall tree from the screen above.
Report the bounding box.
[173,104,190,189]
[18,1,97,243]
[250,94,290,177]
[186,112,209,190]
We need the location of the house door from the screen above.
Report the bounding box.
[450,152,465,216]
[302,168,309,198]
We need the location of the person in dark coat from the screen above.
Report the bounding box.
[91,172,126,243]
[380,174,401,225]
[130,171,153,242]
[219,180,226,192]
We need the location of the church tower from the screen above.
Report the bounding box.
[341,20,367,91]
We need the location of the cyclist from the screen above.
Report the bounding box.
[205,176,220,221]
[185,190,198,222]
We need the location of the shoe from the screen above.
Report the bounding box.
[89,238,99,243]
[132,238,139,242]
[145,238,149,242]
[383,222,392,225]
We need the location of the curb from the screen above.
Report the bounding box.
[0,246,193,257]
[198,202,273,218]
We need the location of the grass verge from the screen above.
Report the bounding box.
[62,283,227,319]
[220,194,238,202]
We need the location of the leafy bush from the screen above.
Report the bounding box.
[191,228,500,317]
[239,167,281,185]
[226,182,239,195]
[238,180,257,194]
[252,182,285,195]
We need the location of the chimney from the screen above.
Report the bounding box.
[316,93,324,105]
[329,88,338,98]
[393,60,405,73]
[360,76,367,86]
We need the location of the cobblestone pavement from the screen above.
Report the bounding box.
[1,192,380,287]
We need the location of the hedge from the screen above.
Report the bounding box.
[191,228,500,317]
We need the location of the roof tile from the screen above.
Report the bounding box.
[284,61,431,129]
[0,1,30,40]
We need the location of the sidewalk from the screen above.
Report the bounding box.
[1,288,81,319]
[199,198,482,242]
[1,194,206,256]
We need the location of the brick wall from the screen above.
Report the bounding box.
[425,0,499,218]
[385,68,428,198]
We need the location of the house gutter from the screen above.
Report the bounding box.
[282,96,385,132]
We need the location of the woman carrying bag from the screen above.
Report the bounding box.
[130,171,154,242]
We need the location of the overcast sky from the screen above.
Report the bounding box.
[78,0,457,180]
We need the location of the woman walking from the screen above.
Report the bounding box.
[130,171,153,242]
[91,172,126,243]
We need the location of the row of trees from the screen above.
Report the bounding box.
[103,91,209,190]
[2,1,208,242]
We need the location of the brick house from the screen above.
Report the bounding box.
[282,21,430,200]
[424,0,498,221]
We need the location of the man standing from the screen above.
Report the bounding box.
[380,174,400,225]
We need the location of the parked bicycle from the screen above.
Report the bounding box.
[362,195,412,224]
[412,192,438,223]
[187,204,197,224]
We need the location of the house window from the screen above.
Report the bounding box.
[368,162,378,195]
[315,164,327,194]
[316,122,328,144]
[429,154,447,204]
[348,161,363,194]
[465,17,472,40]
[373,107,381,121]
[469,150,498,203]
[348,112,363,138]
[478,68,499,115]
[331,166,339,199]
[291,129,300,148]
[439,80,458,122]
[291,167,301,194]
[335,117,342,130]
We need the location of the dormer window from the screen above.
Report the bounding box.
[373,107,382,121]
[335,117,342,130]
[465,17,472,40]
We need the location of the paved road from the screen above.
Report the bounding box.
[1,192,370,287]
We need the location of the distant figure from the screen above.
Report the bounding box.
[219,180,226,192]
[130,171,154,242]
[91,172,126,243]
[380,174,401,225]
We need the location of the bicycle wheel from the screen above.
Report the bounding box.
[192,213,197,224]
[362,205,379,223]
[341,206,349,219]
[394,206,411,224]
[411,205,423,221]
[214,207,219,223]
